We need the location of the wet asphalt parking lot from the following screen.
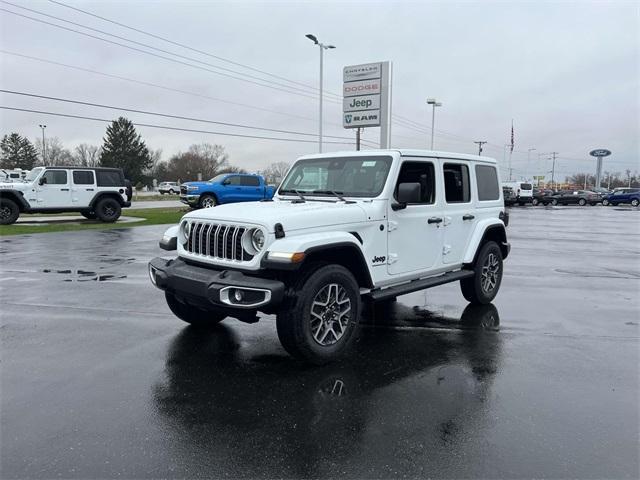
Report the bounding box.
[1,206,639,479]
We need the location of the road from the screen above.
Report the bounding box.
[1,206,638,478]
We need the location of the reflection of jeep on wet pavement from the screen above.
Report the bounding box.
[149,149,510,364]
[0,166,132,225]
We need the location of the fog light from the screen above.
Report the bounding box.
[233,289,244,302]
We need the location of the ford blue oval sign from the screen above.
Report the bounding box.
[590,149,611,157]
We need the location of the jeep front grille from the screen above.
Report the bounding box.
[185,222,253,262]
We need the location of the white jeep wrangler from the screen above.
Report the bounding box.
[149,150,510,364]
[0,166,132,225]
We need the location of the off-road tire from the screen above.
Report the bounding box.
[602,199,609,206]
[631,199,639,207]
[460,241,503,305]
[276,264,361,365]
[81,211,97,220]
[95,197,121,222]
[165,291,226,327]
[578,198,586,206]
[0,198,19,225]
[199,194,217,209]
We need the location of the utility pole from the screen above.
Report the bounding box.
[39,124,47,164]
[550,152,559,191]
[474,141,487,156]
[356,127,361,151]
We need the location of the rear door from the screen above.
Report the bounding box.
[71,170,96,207]
[442,161,475,265]
[387,158,443,275]
[240,175,262,201]
[36,169,71,208]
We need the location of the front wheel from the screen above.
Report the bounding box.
[169,189,175,195]
[602,199,610,206]
[631,199,639,207]
[551,199,558,206]
[276,264,361,365]
[0,198,19,225]
[165,291,226,327]
[460,241,503,305]
[199,194,217,208]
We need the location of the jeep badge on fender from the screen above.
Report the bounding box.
[149,149,510,364]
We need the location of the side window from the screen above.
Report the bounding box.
[475,165,499,201]
[225,176,241,186]
[72,170,95,185]
[394,161,435,204]
[42,170,68,185]
[96,170,123,186]
[241,176,260,187]
[443,163,470,203]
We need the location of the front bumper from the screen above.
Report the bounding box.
[149,257,285,311]
[179,194,199,206]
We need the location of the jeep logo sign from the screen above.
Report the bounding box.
[589,149,611,157]
[342,95,380,112]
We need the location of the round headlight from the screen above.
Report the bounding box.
[251,228,265,251]
[179,220,190,244]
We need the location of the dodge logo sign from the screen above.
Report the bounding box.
[589,149,611,157]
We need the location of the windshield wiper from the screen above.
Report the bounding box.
[311,190,355,203]
[279,189,307,202]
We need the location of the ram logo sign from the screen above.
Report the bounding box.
[343,111,379,128]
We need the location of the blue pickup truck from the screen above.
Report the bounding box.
[180,173,275,208]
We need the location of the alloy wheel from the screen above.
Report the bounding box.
[201,197,216,208]
[310,283,352,346]
[0,205,11,220]
[481,253,500,294]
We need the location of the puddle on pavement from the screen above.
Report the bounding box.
[554,267,639,279]
[42,268,127,282]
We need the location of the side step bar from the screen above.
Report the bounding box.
[367,270,474,301]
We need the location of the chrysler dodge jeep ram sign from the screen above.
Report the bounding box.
[343,62,383,128]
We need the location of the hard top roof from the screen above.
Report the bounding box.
[298,149,497,163]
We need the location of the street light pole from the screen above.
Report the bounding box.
[306,34,335,154]
[426,98,442,150]
[39,124,47,164]
[526,147,536,179]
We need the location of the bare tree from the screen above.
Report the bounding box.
[263,161,291,185]
[73,144,102,167]
[166,143,229,182]
[34,137,74,166]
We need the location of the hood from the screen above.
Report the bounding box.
[0,181,29,190]
[184,200,368,232]
[182,180,216,186]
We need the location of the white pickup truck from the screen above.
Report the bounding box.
[149,149,510,364]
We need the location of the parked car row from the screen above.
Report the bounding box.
[505,187,640,207]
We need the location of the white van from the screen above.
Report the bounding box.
[502,181,533,205]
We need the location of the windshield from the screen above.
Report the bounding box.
[520,183,532,190]
[24,167,43,182]
[209,174,227,182]
[279,156,392,198]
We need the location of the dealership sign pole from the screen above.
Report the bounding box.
[343,61,392,148]
[589,148,611,189]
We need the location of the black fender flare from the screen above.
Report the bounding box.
[89,191,126,209]
[0,189,31,211]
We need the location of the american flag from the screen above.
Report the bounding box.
[510,120,514,153]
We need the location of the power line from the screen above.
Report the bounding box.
[1,1,326,100]
[0,7,325,101]
[0,89,356,140]
[0,106,357,145]
[47,0,343,99]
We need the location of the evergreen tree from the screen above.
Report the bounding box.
[99,117,152,183]
[0,133,39,170]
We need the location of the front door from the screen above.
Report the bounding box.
[387,159,443,276]
[442,162,475,265]
[35,169,71,208]
[223,175,243,202]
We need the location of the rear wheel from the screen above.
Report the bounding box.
[165,291,226,327]
[199,194,217,208]
[95,197,121,222]
[276,264,361,365]
[81,211,97,220]
[631,199,639,207]
[460,241,503,305]
[169,188,176,195]
[602,199,610,206]
[532,198,539,206]
[551,199,558,206]
[0,198,19,225]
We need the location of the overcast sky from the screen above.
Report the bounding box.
[1,0,638,180]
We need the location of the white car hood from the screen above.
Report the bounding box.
[184,200,369,232]
[0,181,29,190]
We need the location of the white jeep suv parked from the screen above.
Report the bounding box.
[149,150,510,364]
[0,166,132,225]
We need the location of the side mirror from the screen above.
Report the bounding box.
[222,179,230,186]
[392,182,421,210]
[38,176,47,185]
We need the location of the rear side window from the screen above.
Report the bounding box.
[394,161,436,204]
[42,170,67,185]
[96,170,123,187]
[475,165,500,201]
[241,176,260,187]
[72,170,95,185]
[443,163,470,203]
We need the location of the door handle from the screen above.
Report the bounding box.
[428,217,443,224]
[463,214,475,220]
[61,188,70,191]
